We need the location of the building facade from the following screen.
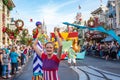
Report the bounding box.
[115,0,120,35]
[91,5,108,28]
[106,0,116,30]
[0,0,15,47]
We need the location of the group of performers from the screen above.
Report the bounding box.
[32,21,80,80]
[32,21,62,80]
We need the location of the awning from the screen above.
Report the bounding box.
[101,36,114,42]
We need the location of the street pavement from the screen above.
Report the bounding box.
[71,56,120,80]
[12,56,120,80]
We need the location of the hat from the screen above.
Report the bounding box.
[36,21,42,26]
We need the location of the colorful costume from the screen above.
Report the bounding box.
[41,53,60,80]
[68,47,76,64]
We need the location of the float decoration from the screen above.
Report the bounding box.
[26,38,33,46]
[23,29,28,36]
[87,17,95,28]
[2,19,24,40]
[50,32,80,52]
[32,28,39,39]
[15,19,24,30]
[72,39,81,53]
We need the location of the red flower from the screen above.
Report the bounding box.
[2,27,7,33]
[10,36,14,39]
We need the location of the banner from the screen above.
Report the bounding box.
[63,22,120,45]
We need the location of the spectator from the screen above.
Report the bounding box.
[9,47,19,75]
[0,49,3,77]
[20,46,26,66]
[2,45,9,54]
[110,43,118,60]
[23,46,28,64]
[1,49,10,79]
[117,45,120,60]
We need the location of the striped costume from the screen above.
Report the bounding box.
[41,53,60,80]
[33,41,43,76]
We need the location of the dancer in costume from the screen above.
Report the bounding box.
[33,21,42,39]
[33,27,62,80]
[68,46,77,67]
[32,21,43,80]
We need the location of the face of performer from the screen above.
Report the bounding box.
[45,42,54,56]
[37,24,42,28]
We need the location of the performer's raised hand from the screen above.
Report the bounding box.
[54,27,59,37]
[54,27,62,59]
[33,33,42,57]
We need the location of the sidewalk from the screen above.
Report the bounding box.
[88,54,120,62]
[12,56,33,80]
[0,56,32,80]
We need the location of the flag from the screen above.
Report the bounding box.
[78,5,81,9]
[33,40,43,76]
[30,19,33,22]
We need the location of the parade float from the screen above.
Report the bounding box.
[32,22,49,80]
[32,27,48,44]
[50,27,86,60]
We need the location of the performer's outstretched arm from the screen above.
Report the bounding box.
[32,34,42,57]
[54,28,62,59]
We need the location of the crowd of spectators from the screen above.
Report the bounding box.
[81,41,120,60]
[0,44,33,79]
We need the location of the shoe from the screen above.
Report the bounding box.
[113,59,116,60]
[16,71,19,73]
[69,66,73,68]
[8,75,12,78]
[2,76,6,79]
[18,66,22,70]
[74,66,77,69]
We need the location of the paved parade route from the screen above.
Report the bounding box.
[71,66,120,80]
[12,56,120,80]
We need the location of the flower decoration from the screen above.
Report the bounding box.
[15,19,24,30]
[87,17,95,28]
[2,19,24,40]
[32,28,39,39]
[2,27,7,33]
[23,29,28,35]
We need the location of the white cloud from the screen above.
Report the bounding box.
[35,0,79,35]
[11,0,108,36]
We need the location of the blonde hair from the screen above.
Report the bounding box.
[11,47,16,52]
[45,42,54,47]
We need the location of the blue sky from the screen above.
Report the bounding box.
[11,0,108,35]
